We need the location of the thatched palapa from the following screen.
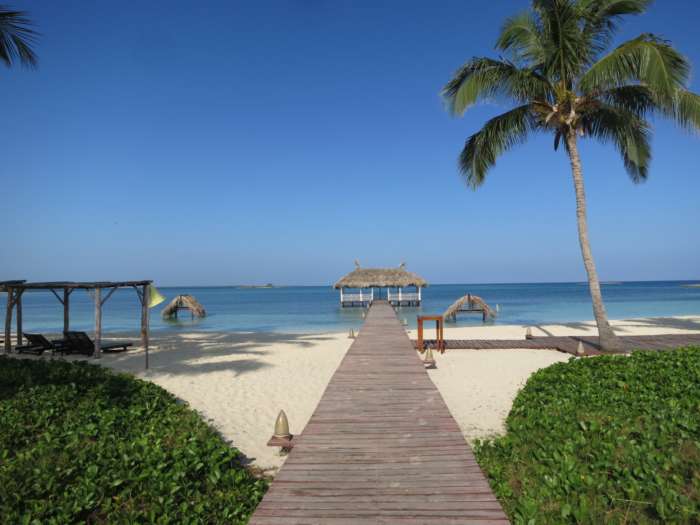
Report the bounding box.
[334,262,427,289]
[162,295,206,319]
[334,262,427,307]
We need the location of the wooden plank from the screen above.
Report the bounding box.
[249,301,509,524]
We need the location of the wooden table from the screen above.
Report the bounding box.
[416,315,445,354]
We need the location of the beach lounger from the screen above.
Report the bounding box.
[63,331,132,356]
[16,333,67,355]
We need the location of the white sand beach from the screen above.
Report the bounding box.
[97,331,353,472]
[11,314,700,472]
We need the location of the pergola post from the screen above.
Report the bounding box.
[15,290,23,346]
[4,288,13,353]
[141,284,150,369]
[94,287,102,358]
[63,289,71,333]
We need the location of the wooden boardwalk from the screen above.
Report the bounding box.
[250,301,508,524]
[417,333,700,356]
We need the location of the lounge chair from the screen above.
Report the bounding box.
[63,331,132,356]
[16,333,67,355]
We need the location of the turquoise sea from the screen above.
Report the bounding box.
[2,281,700,334]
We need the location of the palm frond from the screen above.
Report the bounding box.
[598,85,655,118]
[442,57,553,116]
[459,105,540,188]
[0,6,38,68]
[496,11,546,66]
[599,85,700,133]
[579,34,690,97]
[533,0,591,84]
[673,90,700,131]
[580,104,651,181]
[653,89,700,133]
[578,0,652,58]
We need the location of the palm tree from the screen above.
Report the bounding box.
[0,5,38,68]
[442,0,700,351]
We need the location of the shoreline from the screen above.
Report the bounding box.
[5,314,700,472]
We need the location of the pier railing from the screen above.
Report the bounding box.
[387,290,421,303]
[340,289,373,304]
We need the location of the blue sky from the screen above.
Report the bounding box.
[2,0,699,286]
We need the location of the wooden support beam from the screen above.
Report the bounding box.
[141,284,150,369]
[100,287,118,306]
[133,285,144,304]
[50,288,64,304]
[15,290,23,347]
[94,287,102,358]
[4,288,13,353]
[63,289,71,333]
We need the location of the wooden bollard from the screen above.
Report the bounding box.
[525,327,533,339]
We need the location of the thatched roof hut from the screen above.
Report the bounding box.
[443,294,495,322]
[162,294,206,319]
[334,262,427,289]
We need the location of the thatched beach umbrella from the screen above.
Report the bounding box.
[161,294,206,319]
[443,294,496,322]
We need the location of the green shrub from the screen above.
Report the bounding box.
[0,356,267,524]
[475,347,700,524]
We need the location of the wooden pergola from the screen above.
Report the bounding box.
[1,280,153,367]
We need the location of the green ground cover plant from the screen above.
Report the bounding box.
[475,347,700,524]
[0,356,267,524]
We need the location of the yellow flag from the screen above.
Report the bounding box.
[148,285,166,308]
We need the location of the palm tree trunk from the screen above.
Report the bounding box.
[565,130,622,351]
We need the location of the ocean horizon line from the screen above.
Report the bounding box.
[150,279,700,289]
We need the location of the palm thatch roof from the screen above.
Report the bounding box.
[161,294,206,319]
[443,294,495,321]
[334,262,427,289]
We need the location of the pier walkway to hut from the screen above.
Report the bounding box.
[250,301,508,524]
